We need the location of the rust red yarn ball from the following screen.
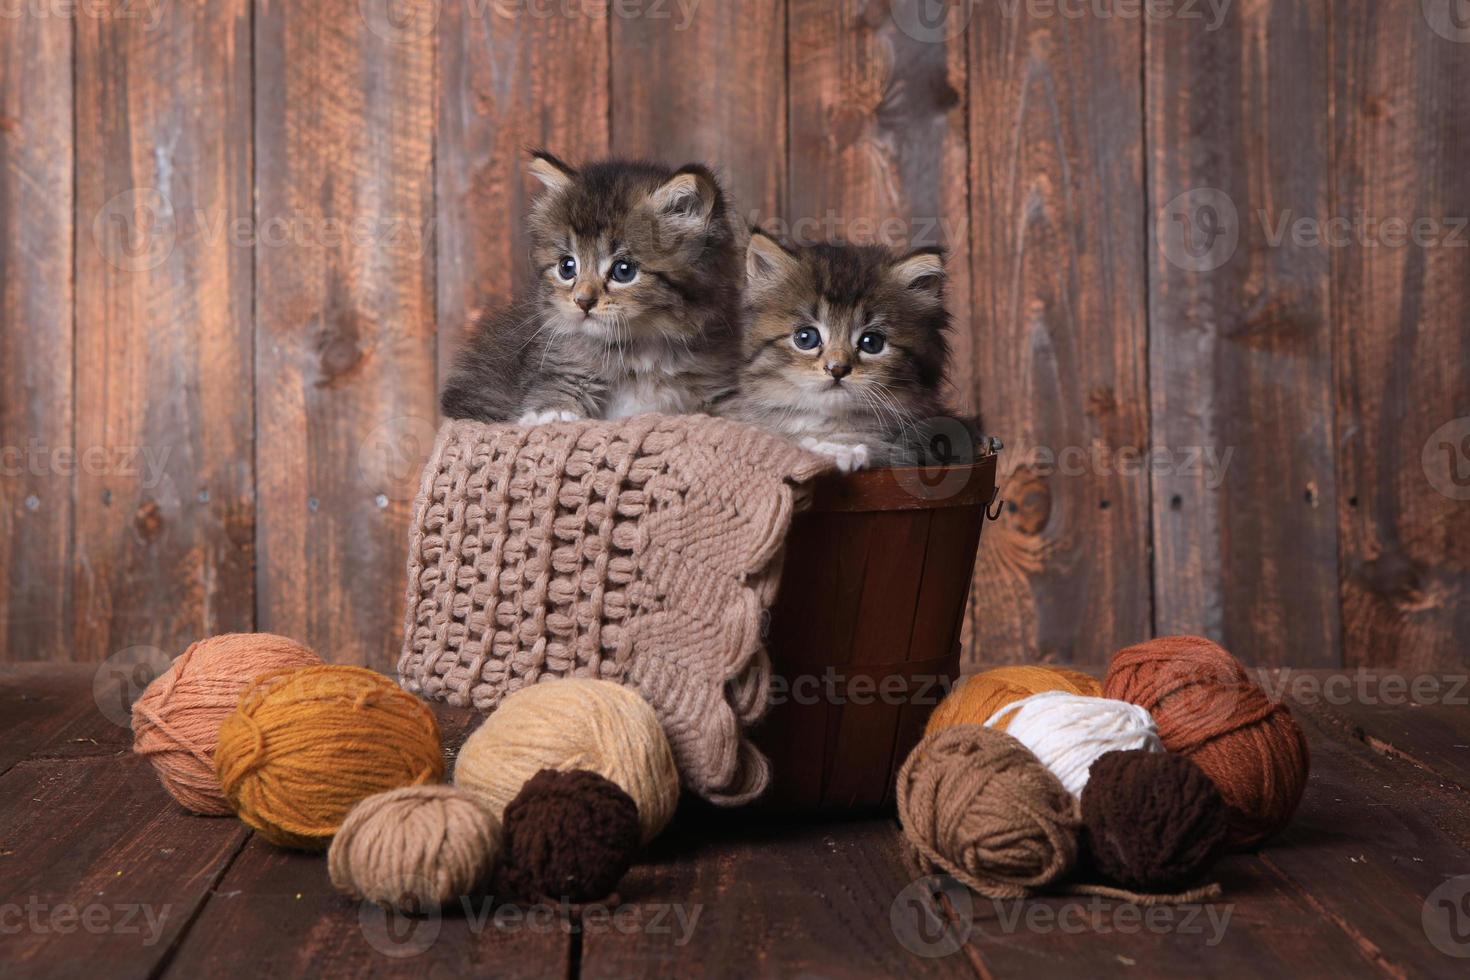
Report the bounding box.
[1081,749,1227,892]
[1103,635,1309,849]
[500,769,641,904]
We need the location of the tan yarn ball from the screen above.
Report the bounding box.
[897,724,1080,899]
[329,785,500,911]
[131,633,322,815]
[455,679,680,843]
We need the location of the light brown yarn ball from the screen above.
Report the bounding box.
[897,724,1080,899]
[329,785,499,911]
[131,633,322,814]
[454,679,680,844]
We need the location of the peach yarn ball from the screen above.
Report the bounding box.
[927,665,1102,735]
[1103,635,1310,850]
[215,665,445,849]
[131,633,322,815]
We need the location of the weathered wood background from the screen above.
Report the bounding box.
[1,0,1466,670]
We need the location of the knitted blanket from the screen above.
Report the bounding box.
[399,413,831,804]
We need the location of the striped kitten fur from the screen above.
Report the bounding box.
[718,232,967,472]
[441,151,743,424]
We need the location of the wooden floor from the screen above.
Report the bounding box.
[2,666,1469,979]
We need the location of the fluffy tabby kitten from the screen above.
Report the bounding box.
[441,151,742,423]
[718,232,962,472]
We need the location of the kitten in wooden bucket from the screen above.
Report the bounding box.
[718,232,967,472]
[441,151,743,423]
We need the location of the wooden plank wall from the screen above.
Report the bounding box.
[0,1,1466,670]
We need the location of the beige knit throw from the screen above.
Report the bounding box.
[399,413,831,804]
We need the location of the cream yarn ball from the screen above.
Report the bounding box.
[454,679,680,843]
[986,691,1163,797]
[328,784,500,911]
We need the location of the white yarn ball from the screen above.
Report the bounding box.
[984,691,1163,797]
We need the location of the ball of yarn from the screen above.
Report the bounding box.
[1104,635,1310,849]
[215,665,444,849]
[896,724,1079,898]
[927,665,1102,735]
[984,691,1163,797]
[328,784,499,911]
[131,633,322,815]
[500,769,641,904]
[1081,750,1227,892]
[454,679,679,843]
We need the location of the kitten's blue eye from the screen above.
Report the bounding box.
[610,259,638,284]
[792,326,821,351]
[858,331,886,355]
[557,256,577,280]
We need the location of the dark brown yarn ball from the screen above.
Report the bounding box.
[500,769,641,903]
[1081,750,1227,892]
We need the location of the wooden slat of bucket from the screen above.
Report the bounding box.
[818,509,932,808]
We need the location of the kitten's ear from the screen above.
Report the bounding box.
[891,247,946,300]
[527,150,576,194]
[746,230,799,291]
[649,166,717,233]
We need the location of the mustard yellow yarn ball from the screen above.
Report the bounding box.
[215,665,444,850]
[926,665,1103,735]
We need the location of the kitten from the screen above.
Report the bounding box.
[440,151,743,424]
[718,232,964,472]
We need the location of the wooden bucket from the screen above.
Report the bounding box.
[753,452,999,811]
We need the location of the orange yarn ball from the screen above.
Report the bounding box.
[1103,635,1309,850]
[927,665,1102,735]
[215,665,444,850]
[131,633,322,815]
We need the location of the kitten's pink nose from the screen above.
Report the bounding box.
[575,292,597,313]
[825,361,851,380]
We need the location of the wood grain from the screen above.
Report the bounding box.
[1332,5,1470,669]
[611,0,786,224]
[967,8,1150,665]
[1263,707,1470,976]
[0,755,248,980]
[0,12,72,664]
[71,3,256,663]
[581,817,976,978]
[161,835,573,980]
[787,0,976,655]
[254,0,436,669]
[1148,2,1341,667]
[435,0,611,385]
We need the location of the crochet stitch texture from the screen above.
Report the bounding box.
[399,413,830,804]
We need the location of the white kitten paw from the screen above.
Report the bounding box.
[517,408,583,425]
[801,439,872,473]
